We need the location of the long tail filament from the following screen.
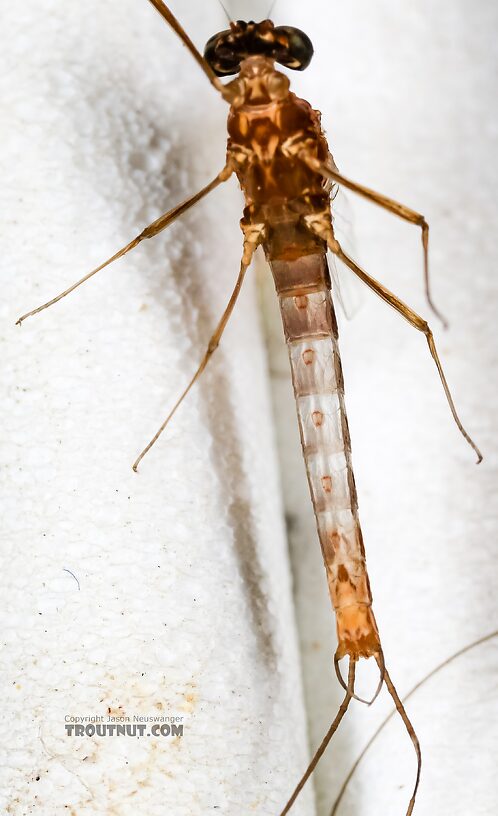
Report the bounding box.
[278,659,356,816]
[279,654,421,816]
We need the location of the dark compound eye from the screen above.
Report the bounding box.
[273,26,314,71]
[204,22,314,77]
[204,29,241,77]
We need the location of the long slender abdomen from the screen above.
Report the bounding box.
[270,253,381,660]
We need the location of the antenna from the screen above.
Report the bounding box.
[267,0,278,19]
[217,0,233,24]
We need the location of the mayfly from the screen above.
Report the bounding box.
[16,1,483,813]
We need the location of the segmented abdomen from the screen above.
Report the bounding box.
[270,253,381,659]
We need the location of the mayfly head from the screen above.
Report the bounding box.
[204,19,313,77]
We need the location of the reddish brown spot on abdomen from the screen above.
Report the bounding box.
[337,564,349,582]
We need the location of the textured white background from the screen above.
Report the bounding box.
[1,1,497,816]
[1,2,311,815]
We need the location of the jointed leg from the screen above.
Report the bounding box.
[146,1,228,98]
[327,235,482,463]
[132,224,265,471]
[299,152,446,326]
[16,166,232,325]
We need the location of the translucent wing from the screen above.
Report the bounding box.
[329,186,366,321]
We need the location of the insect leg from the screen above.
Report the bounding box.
[145,1,228,97]
[278,659,356,816]
[132,224,265,471]
[327,237,482,463]
[16,166,232,325]
[300,153,446,327]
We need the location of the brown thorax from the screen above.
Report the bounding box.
[223,57,291,108]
